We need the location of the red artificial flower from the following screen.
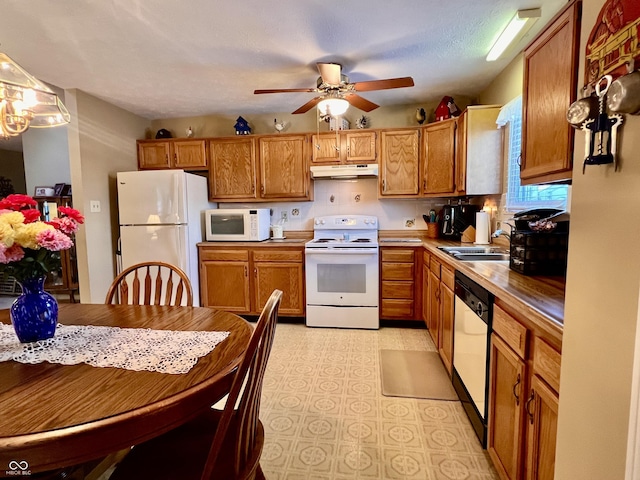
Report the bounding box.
[0,194,38,211]
[58,206,85,224]
[21,209,42,223]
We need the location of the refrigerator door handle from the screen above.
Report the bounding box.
[172,172,186,224]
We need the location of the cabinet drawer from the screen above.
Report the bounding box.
[441,265,455,290]
[430,258,441,277]
[493,304,527,359]
[253,250,302,262]
[534,338,561,393]
[381,249,415,262]
[382,280,414,299]
[381,299,414,317]
[381,262,414,280]
[199,249,249,262]
[423,251,430,265]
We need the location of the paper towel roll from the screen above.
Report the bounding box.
[475,212,490,245]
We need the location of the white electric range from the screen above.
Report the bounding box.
[304,215,379,329]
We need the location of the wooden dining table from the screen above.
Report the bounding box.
[0,303,252,475]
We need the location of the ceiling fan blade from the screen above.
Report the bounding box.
[345,93,379,112]
[254,88,316,94]
[292,96,323,114]
[352,77,415,92]
[317,63,342,85]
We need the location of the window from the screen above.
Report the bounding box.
[498,96,568,212]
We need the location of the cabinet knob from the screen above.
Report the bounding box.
[244,266,248,277]
[382,179,386,192]
[526,390,535,424]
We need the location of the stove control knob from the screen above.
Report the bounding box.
[319,219,325,225]
[364,219,370,224]
[369,218,376,225]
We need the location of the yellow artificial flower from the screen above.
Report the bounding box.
[0,211,25,227]
[0,222,15,247]
[13,223,54,249]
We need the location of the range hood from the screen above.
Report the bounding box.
[310,164,379,179]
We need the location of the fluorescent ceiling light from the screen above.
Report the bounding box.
[318,97,349,116]
[486,8,541,62]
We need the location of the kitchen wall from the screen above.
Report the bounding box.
[555,0,640,477]
[0,149,26,194]
[65,89,150,303]
[225,178,466,232]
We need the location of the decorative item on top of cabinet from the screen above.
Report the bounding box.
[380,247,421,321]
[258,135,311,201]
[455,105,503,196]
[422,118,457,196]
[379,129,420,197]
[208,137,258,200]
[521,0,581,185]
[311,130,377,165]
[137,138,207,171]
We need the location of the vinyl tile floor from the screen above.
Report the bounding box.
[259,323,499,480]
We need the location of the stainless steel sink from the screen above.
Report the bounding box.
[438,246,510,262]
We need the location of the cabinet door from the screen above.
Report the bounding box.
[488,334,527,480]
[311,133,341,164]
[439,282,454,375]
[423,119,456,195]
[209,137,257,200]
[422,264,430,328]
[173,139,207,170]
[521,1,581,184]
[427,269,440,347]
[137,141,172,169]
[379,130,420,197]
[525,375,559,480]
[258,135,310,200]
[200,261,251,313]
[254,262,304,316]
[455,110,468,195]
[345,131,377,163]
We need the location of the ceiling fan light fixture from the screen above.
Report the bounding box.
[0,52,70,137]
[486,8,541,62]
[318,97,349,117]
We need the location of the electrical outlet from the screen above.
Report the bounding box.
[291,208,300,217]
[281,211,288,222]
[90,200,101,213]
[404,218,415,228]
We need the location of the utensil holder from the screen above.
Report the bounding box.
[426,223,439,239]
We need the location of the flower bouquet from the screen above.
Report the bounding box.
[0,194,84,342]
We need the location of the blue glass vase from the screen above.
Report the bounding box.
[10,276,58,343]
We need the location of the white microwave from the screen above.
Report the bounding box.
[205,208,271,241]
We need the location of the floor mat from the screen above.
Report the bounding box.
[380,350,458,400]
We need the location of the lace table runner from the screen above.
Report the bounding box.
[0,323,230,374]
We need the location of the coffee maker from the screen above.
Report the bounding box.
[441,203,480,239]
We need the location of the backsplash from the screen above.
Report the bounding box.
[224,178,485,232]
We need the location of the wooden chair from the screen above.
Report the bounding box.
[110,289,283,480]
[105,261,193,306]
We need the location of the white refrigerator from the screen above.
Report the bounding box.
[117,170,215,306]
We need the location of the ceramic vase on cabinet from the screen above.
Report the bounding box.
[10,276,58,343]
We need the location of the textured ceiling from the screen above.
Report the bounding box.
[0,0,566,121]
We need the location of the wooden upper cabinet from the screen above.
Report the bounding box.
[379,129,420,197]
[258,135,311,200]
[137,141,172,169]
[172,140,207,169]
[208,137,257,200]
[137,139,207,170]
[345,131,377,163]
[311,130,377,165]
[311,133,341,164]
[422,119,456,196]
[521,0,581,184]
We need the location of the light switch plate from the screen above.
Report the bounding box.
[90,200,101,213]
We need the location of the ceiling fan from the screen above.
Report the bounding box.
[254,62,414,115]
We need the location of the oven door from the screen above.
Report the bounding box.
[305,248,379,307]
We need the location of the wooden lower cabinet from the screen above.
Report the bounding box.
[199,245,304,316]
[427,258,441,346]
[439,265,454,375]
[488,303,561,480]
[199,249,251,313]
[422,252,430,328]
[380,247,420,320]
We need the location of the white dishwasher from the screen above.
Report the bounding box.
[452,271,493,448]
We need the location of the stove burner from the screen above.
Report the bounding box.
[350,238,371,243]
[313,238,334,243]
